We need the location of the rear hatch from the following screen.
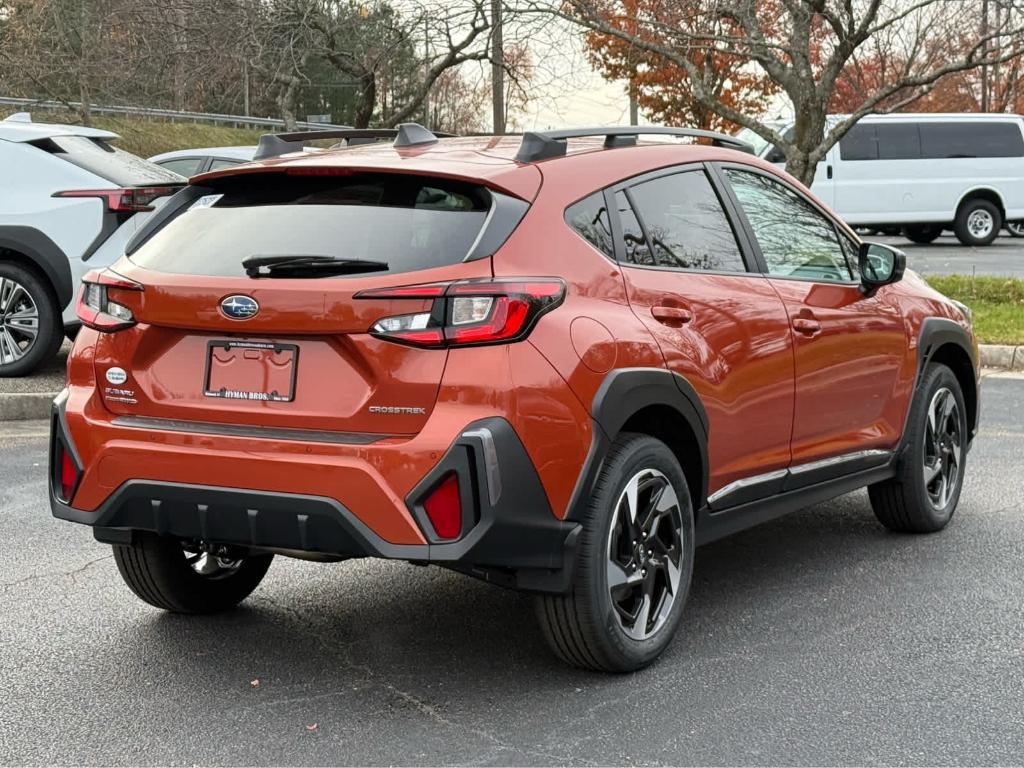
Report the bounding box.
[92,170,520,436]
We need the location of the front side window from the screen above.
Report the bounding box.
[565,192,614,259]
[725,168,853,282]
[623,171,746,272]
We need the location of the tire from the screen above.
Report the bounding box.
[0,261,64,377]
[901,225,943,245]
[1007,221,1024,238]
[954,198,1001,246]
[869,364,968,533]
[112,532,273,613]
[535,433,695,672]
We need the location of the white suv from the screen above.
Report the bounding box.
[0,114,183,375]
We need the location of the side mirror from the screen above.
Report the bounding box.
[764,145,786,163]
[859,242,906,290]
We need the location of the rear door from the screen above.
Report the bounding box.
[96,171,506,436]
[720,165,909,470]
[609,164,796,499]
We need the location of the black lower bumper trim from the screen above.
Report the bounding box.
[50,415,579,594]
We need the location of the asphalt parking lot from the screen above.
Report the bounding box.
[876,233,1024,278]
[1,374,1022,766]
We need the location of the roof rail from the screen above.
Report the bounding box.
[252,122,453,161]
[514,126,755,163]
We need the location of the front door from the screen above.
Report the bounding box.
[609,166,796,500]
[721,166,912,470]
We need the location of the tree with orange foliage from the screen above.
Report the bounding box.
[582,0,779,132]
[521,0,1024,186]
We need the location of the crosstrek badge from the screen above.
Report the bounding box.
[105,367,128,385]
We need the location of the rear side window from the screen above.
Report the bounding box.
[920,122,1024,158]
[839,124,877,161]
[565,192,614,259]
[129,173,493,278]
[623,170,746,272]
[876,124,922,159]
[157,157,204,177]
[35,135,184,185]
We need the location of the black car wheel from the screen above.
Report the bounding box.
[535,433,694,672]
[902,225,943,245]
[869,364,968,533]
[954,199,1001,246]
[113,532,273,613]
[0,262,63,377]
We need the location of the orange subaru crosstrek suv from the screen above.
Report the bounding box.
[50,124,980,671]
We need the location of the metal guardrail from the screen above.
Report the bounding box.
[0,96,348,131]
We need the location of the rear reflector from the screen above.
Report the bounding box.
[60,449,77,501]
[423,473,462,540]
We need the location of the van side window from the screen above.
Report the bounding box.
[725,169,853,283]
[622,170,746,272]
[565,192,614,259]
[876,124,921,159]
[840,124,877,161]
[920,122,1024,158]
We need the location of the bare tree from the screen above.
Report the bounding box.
[517,0,1024,185]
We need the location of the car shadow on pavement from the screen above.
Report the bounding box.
[127,489,917,694]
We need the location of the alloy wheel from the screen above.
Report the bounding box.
[0,277,39,365]
[606,468,684,640]
[1008,221,1024,237]
[967,209,994,240]
[923,387,962,510]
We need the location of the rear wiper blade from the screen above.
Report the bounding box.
[242,254,389,278]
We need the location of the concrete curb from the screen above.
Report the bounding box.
[978,344,1024,371]
[0,343,1021,423]
[0,393,56,422]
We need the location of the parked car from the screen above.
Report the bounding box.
[0,113,183,375]
[737,112,1024,246]
[149,145,256,177]
[50,124,979,672]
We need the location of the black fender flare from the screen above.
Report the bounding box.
[0,226,74,308]
[914,316,980,439]
[565,368,710,521]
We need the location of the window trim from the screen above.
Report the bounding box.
[714,161,863,286]
[605,163,760,277]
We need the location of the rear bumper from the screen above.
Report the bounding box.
[49,393,580,593]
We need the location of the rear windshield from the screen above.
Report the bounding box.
[40,135,184,186]
[128,173,492,278]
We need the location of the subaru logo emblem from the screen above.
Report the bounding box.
[220,295,259,320]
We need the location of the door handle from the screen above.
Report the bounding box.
[827,164,833,180]
[651,305,693,325]
[792,317,821,334]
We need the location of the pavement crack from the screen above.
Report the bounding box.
[0,553,113,592]
[250,592,591,765]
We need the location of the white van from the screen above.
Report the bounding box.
[737,113,1024,246]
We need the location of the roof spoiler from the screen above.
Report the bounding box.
[252,123,453,161]
[514,126,755,163]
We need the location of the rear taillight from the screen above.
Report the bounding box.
[76,270,142,332]
[52,186,180,212]
[423,473,462,540]
[357,278,565,348]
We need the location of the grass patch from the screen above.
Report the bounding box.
[926,275,1024,345]
[2,108,265,158]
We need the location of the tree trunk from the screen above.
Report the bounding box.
[277,77,300,131]
[354,72,376,128]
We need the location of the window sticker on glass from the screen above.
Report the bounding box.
[190,194,224,210]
